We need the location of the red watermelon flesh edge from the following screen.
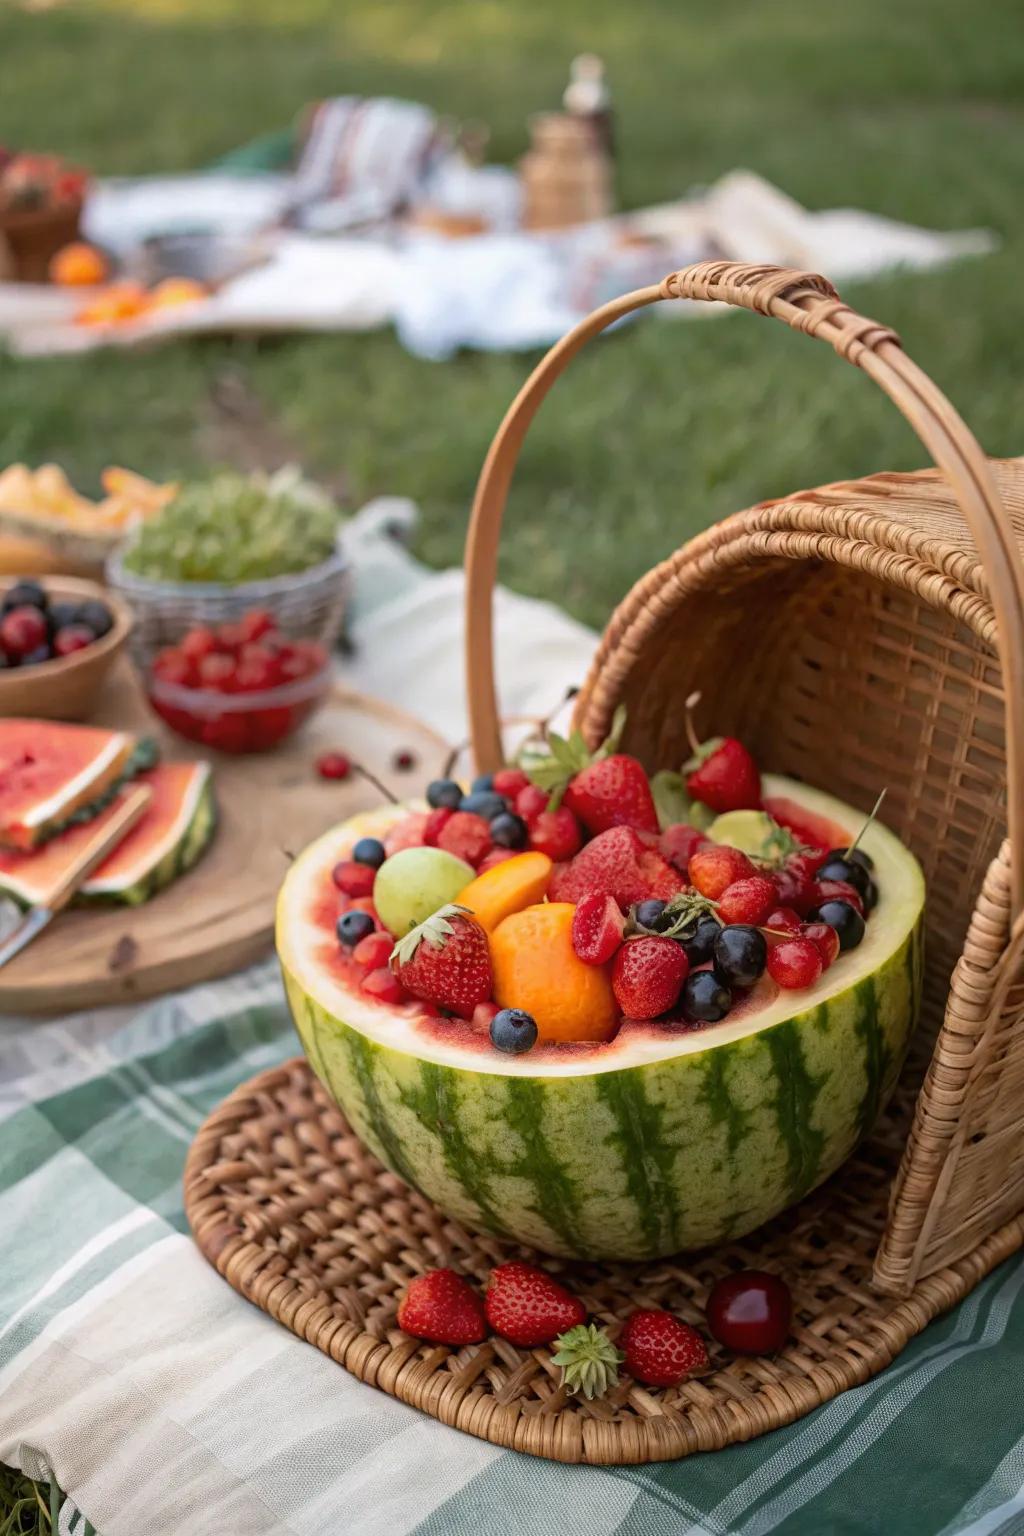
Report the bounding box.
[762,795,852,851]
[0,720,136,850]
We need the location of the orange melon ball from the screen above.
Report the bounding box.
[489,902,618,1043]
[456,851,552,933]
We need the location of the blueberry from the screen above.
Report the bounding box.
[460,789,509,821]
[682,913,721,966]
[48,600,80,631]
[490,812,528,849]
[426,778,463,810]
[634,899,668,931]
[489,1007,538,1054]
[713,925,767,988]
[816,856,870,900]
[2,580,47,613]
[807,899,865,951]
[471,773,495,794]
[681,971,732,1024]
[336,910,375,947]
[827,845,874,872]
[22,645,52,666]
[74,599,113,638]
[352,836,386,869]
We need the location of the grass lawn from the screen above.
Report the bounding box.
[1,0,1023,1527]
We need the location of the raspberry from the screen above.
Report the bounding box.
[477,847,516,872]
[529,807,583,861]
[424,807,453,846]
[437,810,492,866]
[331,860,376,898]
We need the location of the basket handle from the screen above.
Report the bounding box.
[464,260,1024,915]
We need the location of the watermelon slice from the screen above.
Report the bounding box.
[0,762,216,907]
[0,720,138,850]
[276,775,925,1262]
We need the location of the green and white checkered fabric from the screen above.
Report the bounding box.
[2,972,1024,1536]
[2,514,1024,1534]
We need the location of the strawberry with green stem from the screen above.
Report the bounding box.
[684,692,762,814]
[390,905,492,1018]
[522,705,659,835]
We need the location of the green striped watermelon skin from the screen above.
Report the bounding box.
[281,920,923,1261]
[78,774,217,907]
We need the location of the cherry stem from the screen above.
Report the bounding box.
[442,689,579,779]
[352,762,400,805]
[845,787,887,860]
[684,690,703,758]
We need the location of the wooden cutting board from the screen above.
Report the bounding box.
[0,659,449,1015]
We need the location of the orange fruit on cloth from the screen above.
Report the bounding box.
[49,241,108,287]
[150,276,208,308]
[75,281,148,326]
[456,851,552,933]
[490,902,618,1042]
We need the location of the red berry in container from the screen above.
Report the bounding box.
[198,652,237,691]
[717,875,776,927]
[572,892,626,965]
[316,752,351,781]
[688,844,754,901]
[814,878,864,916]
[529,807,583,861]
[424,807,453,846]
[360,967,406,1004]
[331,860,376,898]
[437,810,492,867]
[352,930,394,970]
[53,624,95,656]
[493,767,529,798]
[215,621,248,653]
[152,649,193,686]
[621,1308,709,1386]
[0,605,48,657]
[239,608,274,642]
[766,937,823,990]
[612,936,689,1019]
[515,783,549,825]
[801,920,841,968]
[180,626,219,664]
[706,1270,792,1355]
[764,906,803,934]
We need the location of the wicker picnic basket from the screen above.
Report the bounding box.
[466,260,1024,1299]
[186,261,1024,1466]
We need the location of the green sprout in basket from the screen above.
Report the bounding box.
[122,467,341,585]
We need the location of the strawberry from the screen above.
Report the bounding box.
[515,783,549,825]
[485,1261,585,1347]
[548,827,685,909]
[523,706,658,835]
[685,737,761,814]
[620,1308,709,1387]
[437,810,492,866]
[717,875,777,927]
[688,844,755,901]
[612,936,689,1018]
[571,892,625,965]
[397,1268,487,1345]
[660,823,709,872]
[390,905,492,1018]
[529,807,583,861]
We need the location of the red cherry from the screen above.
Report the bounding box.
[180,626,219,664]
[787,849,830,881]
[152,649,193,686]
[764,906,802,935]
[706,1270,792,1355]
[493,767,529,798]
[801,921,841,969]
[53,624,95,656]
[392,748,417,772]
[0,605,47,657]
[316,752,351,781]
[766,937,823,989]
[198,653,237,692]
[239,608,275,642]
[529,807,583,861]
[352,930,394,970]
[361,967,406,1004]
[772,867,816,916]
[215,621,249,654]
[514,784,549,825]
[332,860,376,898]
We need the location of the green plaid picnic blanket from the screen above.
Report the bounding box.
[3,971,1024,1536]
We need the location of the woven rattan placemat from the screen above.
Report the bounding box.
[184,1058,1024,1465]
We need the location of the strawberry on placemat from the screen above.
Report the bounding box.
[485,1261,585,1347]
[397,1268,487,1346]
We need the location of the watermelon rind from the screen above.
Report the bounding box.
[79,764,217,907]
[277,777,925,1261]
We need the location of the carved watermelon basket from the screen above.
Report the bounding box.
[186,262,1024,1464]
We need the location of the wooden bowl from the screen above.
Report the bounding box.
[0,575,132,720]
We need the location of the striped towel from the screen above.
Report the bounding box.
[289,96,446,231]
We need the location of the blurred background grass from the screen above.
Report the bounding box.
[1,1,1023,1527]
[2,0,1023,630]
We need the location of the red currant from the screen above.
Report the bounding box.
[239,608,274,642]
[316,752,352,781]
[331,860,376,898]
[392,748,417,772]
[180,626,219,664]
[528,807,582,861]
[766,937,823,989]
[706,1270,792,1355]
[801,921,841,969]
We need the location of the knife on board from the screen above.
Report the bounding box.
[0,783,153,970]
